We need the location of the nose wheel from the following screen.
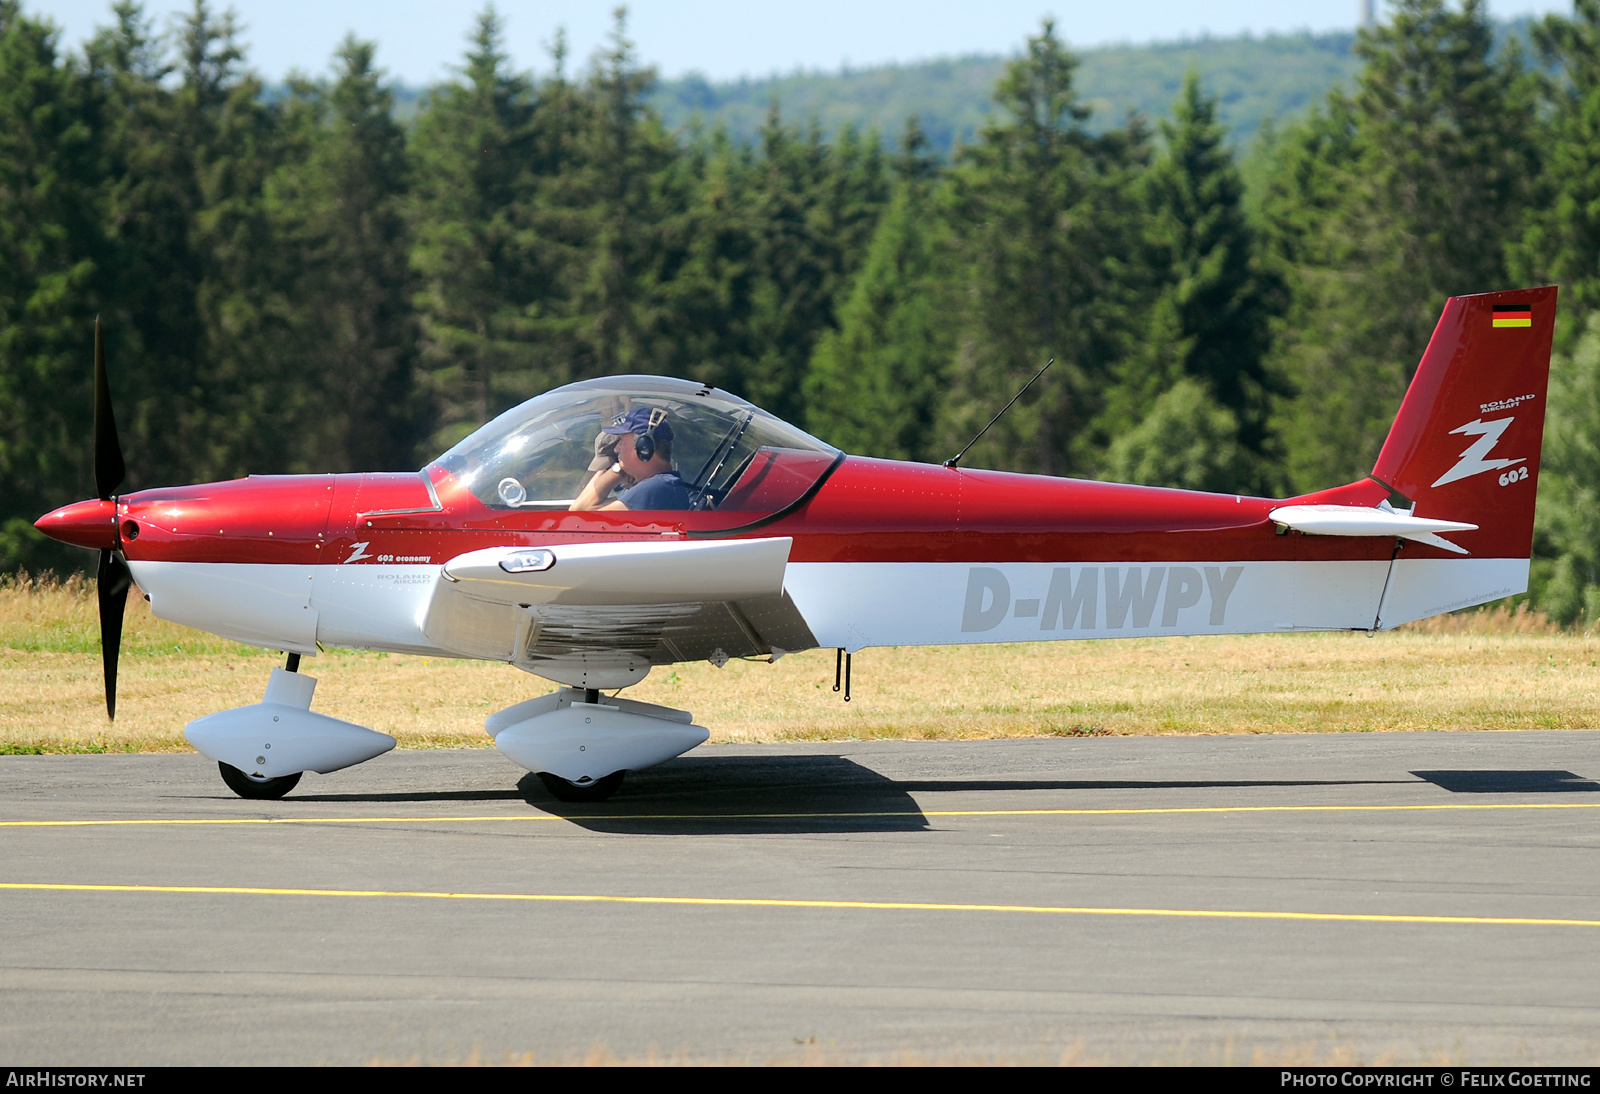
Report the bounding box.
[536,770,625,802]
[218,762,302,800]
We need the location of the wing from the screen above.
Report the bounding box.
[420,537,817,686]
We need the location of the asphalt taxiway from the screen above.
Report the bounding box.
[4,732,1600,1064]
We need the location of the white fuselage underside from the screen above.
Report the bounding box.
[128,556,1528,661]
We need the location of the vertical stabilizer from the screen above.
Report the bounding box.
[1370,286,1557,560]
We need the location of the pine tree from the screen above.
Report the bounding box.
[82,1,297,486]
[410,5,541,450]
[1102,71,1281,493]
[741,107,849,421]
[1101,378,1251,493]
[1269,0,1537,493]
[269,36,422,471]
[84,0,197,489]
[1530,313,1600,626]
[1514,0,1600,348]
[811,123,891,316]
[1509,1,1600,621]
[658,129,763,394]
[937,19,1150,476]
[565,7,686,379]
[805,116,952,460]
[171,0,300,479]
[1251,94,1362,298]
[0,0,100,571]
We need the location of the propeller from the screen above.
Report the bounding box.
[92,317,131,720]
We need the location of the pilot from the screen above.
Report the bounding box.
[571,407,693,511]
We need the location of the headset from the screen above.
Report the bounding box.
[633,407,669,462]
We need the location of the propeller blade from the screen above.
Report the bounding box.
[93,316,125,500]
[97,549,131,721]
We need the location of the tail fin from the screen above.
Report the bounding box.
[1368,286,1557,560]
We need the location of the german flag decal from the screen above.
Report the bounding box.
[1493,304,1532,328]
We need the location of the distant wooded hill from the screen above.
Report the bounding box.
[386,30,1362,153]
[389,21,1539,154]
[646,30,1363,153]
[641,17,1533,154]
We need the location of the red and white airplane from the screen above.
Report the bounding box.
[35,287,1556,802]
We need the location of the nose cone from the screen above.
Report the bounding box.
[35,498,119,551]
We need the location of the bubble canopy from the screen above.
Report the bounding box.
[430,376,841,514]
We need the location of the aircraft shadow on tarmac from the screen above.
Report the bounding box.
[289,754,928,832]
[1412,769,1600,794]
[513,760,1424,835]
[291,759,1443,834]
[288,762,1599,835]
[517,754,930,834]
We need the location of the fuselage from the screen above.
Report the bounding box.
[38,456,1519,664]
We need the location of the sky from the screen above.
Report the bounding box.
[34,0,1577,84]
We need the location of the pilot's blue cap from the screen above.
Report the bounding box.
[601,407,673,441]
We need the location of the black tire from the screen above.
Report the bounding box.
[536,770,625,803]
[218,761,302,801]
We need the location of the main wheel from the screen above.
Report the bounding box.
[537,770,625,803]
[218,761,302,801]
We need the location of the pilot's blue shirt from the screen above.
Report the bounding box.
[618,470,692,510]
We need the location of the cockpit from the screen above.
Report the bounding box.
[428,376,841,518]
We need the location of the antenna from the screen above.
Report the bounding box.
[943,358,1053,469]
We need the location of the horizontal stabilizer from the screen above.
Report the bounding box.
[1267,504,1476,555]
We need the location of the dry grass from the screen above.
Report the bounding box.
[4,575,1599,754]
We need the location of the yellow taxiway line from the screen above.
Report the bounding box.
[4,800,1600,828]
[1,881,1596,928]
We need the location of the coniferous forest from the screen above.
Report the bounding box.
[5,0,1600,625]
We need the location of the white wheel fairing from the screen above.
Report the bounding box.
[184,668,395,779]
[486,688,708,781]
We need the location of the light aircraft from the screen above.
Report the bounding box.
[35,287,1556,802]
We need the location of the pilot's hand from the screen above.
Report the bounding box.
[571,459,630,510]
